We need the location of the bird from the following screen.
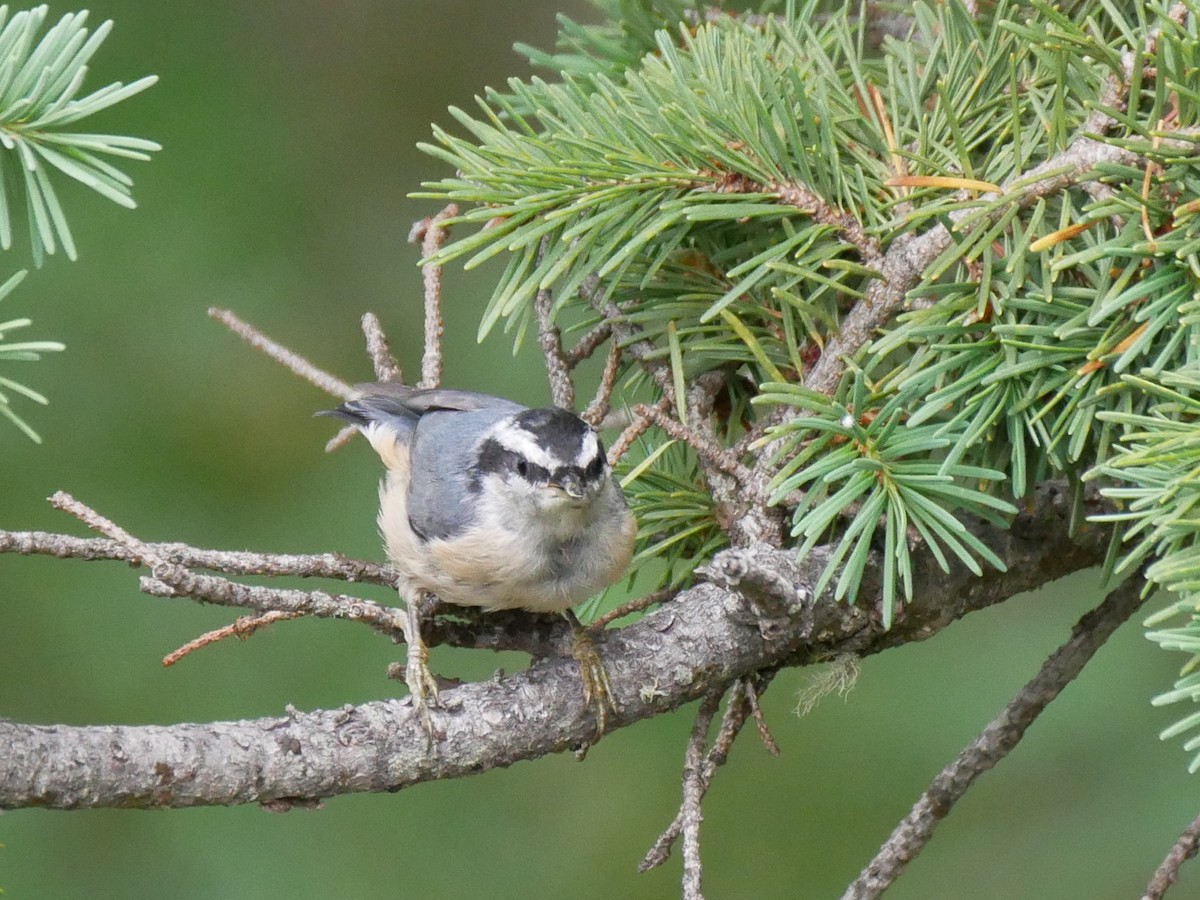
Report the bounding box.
[321,382,637,738]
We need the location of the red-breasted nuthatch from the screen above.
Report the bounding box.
[324,383,636,735]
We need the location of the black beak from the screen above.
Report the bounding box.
[550,471,586,499]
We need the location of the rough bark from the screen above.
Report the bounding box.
[0,481,1110,810]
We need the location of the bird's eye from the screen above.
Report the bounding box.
[514,458,549,483]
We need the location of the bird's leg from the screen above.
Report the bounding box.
[566,609,618,739]
[402,589,443,741]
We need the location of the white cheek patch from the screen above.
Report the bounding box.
[574,430,600,468]
[490,419,557,469]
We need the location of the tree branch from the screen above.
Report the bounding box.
[640,674,775,873]
[361,311,402,383]
[209,307,353,400]
[0,528,395,586]
[681,690,723,900]
[535,244,575,409]
[409,203,458,389]
[841,572,1147,900]
[0,481,1112,810]
[1143,810,1200,900]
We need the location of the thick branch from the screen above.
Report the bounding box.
[0,482,1111,810]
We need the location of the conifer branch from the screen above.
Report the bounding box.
[0,481,1114,811]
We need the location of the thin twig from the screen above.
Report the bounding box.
[209,308,353,400]
[0,522,578,656]
[536,279,575,408]
[163,611,303,667]
[582,341,622,427]
[1142,811,1200,900]
[48,491,408,636]
[325,424,359,453]
[361,312,402,382]
[410,203,459,388]
[564,321,612,367]
[681,689,723,900]
[641,677,771,873]
[583,275,676,403]
[137,575,406,636]
[743,675,780,756]
[841,575,1147,900]
[608,397,671,466]
[589,588,677,631]
[634,401,756,487]
[0,527,397,586]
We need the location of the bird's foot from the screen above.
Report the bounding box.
[569,613,618,740]
[403,595,445,742]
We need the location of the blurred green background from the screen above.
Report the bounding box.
[1,2,1197,897]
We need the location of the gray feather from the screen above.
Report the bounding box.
[350,383,524,416]
[320,384,524,449]
[328,384,526,542]
[407,405,521,540]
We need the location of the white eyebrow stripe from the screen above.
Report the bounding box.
[574,430,600,468]
[489,419,557,469]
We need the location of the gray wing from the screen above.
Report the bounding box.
[323,382,526,540]
[406,404,520,541]
[320,383,523,446]
[350,383,524,416]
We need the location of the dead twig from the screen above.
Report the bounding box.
[535,276,575,409]
[325,425,359,453]
[564,320,613,367]
[633,401,755,487]
[361,312,402,382]
[743,675,779,756]
[589,588,677,631]
[163,610,304,667]
[0,527,397,586]
[137,574,406,637]
[841,575,1147,900]
[48,491,408,637]
[209,307,353,400]
[1142,811,1200,900]
[681,689,723,900]
[409,203,459,388]
[641,676,775,874]
[582,341,622,427]
[608,397,671,466]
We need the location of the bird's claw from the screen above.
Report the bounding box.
[403,593,445,743]
[405,638,444,741]
[572,627,618,739]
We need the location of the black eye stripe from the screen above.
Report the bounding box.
[519,460,550,482]
[475,434,606,489]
